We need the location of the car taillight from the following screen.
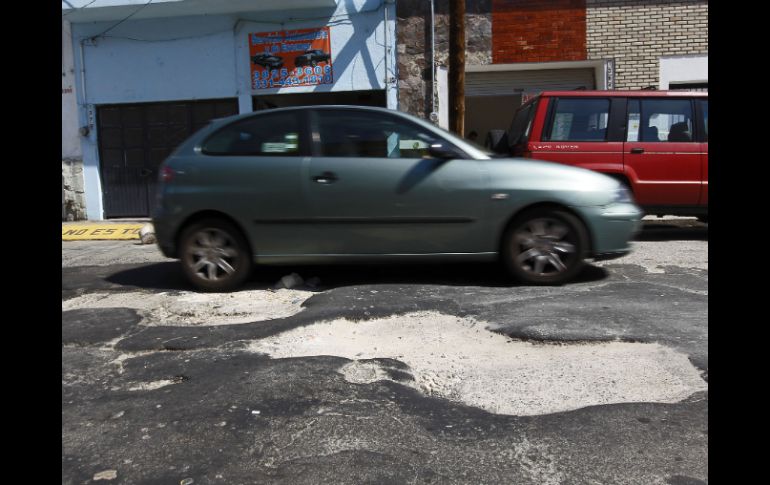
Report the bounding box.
[160,166,175,183]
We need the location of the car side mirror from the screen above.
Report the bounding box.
[428,143,458,160]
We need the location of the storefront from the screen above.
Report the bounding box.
[63,0,397,219]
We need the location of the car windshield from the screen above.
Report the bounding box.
[431,125,494,159]
[463,137,496,156]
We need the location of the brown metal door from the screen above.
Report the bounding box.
[98,99,238,218]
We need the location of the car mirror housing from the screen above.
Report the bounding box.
[428,143,458,160]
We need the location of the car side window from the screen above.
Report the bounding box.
[700,100,708,141]
[202,112,301,156]
[546,98,610,142]
[315,110,441,158]
[627,99,694,143]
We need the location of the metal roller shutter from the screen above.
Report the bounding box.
[465,68,596,97]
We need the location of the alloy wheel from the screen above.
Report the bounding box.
[184,228,241,282]
[510,217,577,277]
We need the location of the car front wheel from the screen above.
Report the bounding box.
[179,219,252,292]
[502,208,588,285]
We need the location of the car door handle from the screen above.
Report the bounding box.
[630,148,645,154]
[313,171,338,184]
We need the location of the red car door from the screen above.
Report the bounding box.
[623,98,701,207]
[528,97,625,176]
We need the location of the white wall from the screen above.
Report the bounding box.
[62,20,81,158]
[659,55,708,89]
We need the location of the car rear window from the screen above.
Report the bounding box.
[202,112,302,156]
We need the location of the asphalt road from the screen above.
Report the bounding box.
[62,218,708,485]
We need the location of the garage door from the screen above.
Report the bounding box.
[98,98,238,218]
[465,68,596,97]
[465,68,595,141]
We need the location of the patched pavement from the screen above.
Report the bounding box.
[62,221,708,484]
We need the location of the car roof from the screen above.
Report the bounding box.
[219,105,407,120]
[537,90,707,98]
[203,105,422,130]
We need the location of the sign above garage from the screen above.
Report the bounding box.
[249,27,334,90]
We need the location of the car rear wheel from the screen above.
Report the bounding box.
[502,208,588,285]
[179,219,252,292]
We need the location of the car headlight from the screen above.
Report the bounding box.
[612,185,633,203]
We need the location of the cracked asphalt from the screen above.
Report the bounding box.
[62,218,708,485]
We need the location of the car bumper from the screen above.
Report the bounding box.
[151,209,179,259]
[580,202,643,259]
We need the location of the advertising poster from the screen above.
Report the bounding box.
[249,27,333,90]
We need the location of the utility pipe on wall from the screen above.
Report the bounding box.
[448,0,465,135]
[430,0,436,117]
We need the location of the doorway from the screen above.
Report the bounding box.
[97,98,238,218]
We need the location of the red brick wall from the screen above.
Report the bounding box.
[493,0,587,63]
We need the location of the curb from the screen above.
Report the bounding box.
[62,222,154,242]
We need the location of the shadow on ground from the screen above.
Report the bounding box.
[104,261,609,293]
[635,220,708,242]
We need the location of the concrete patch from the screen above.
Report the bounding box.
[93,470,118,481]
[62,289,312,326]
[127,379,179,391]
[247,311,707,416]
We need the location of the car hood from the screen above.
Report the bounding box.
[482,157,624,206]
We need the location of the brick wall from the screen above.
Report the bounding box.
[586,0,708,90]
[492,0,587,63]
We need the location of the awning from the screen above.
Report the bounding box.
[62,0,340,22]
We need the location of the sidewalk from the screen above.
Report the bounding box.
[62,219,152,241]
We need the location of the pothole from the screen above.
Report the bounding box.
[62,289,313,326]
[247,311,707,416]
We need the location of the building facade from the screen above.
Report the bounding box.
[62,0,707,220]
[62,0,397,220]
[63,19,86,221]
[396,0,707,142]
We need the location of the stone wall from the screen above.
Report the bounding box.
[586,0,708,90]
[62,158,87,221]
[396,0,492,119]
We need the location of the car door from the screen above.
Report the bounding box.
[697,98,708,206]
[304,108,487,256]
[623,98,701,207]
[197,109,316,256]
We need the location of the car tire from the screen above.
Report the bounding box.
[179,219,253,292]
[502,208,589,285]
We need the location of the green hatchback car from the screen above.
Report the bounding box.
[153,105,642,291]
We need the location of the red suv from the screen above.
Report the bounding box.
[488,91,708,221]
